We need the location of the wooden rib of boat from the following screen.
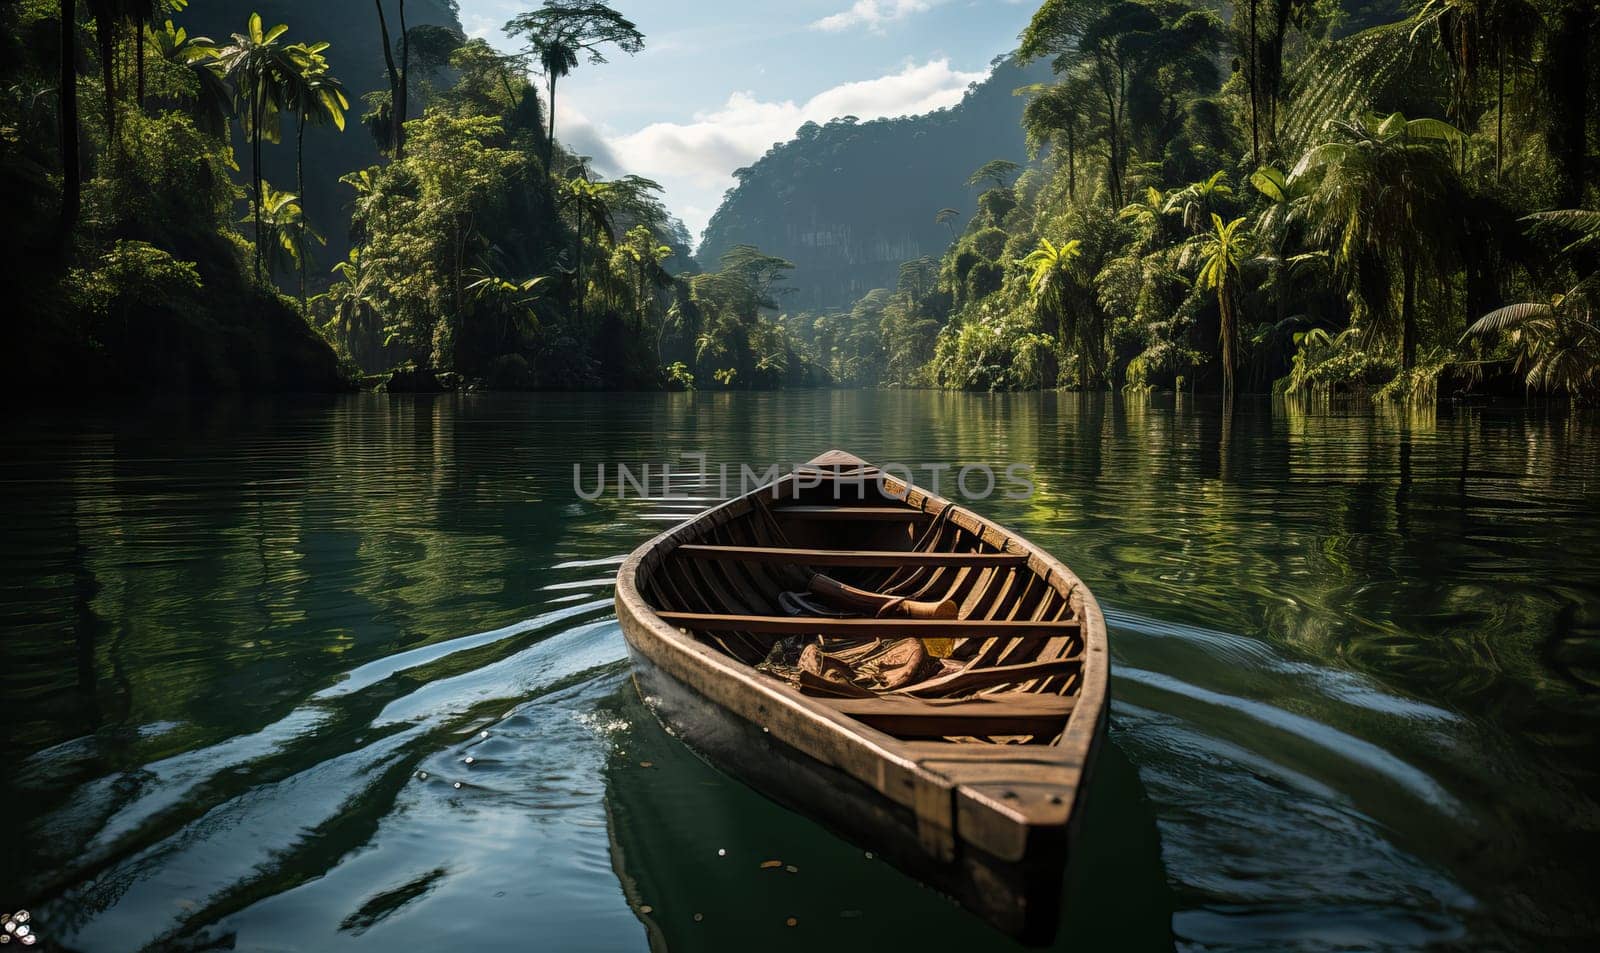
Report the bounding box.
[614,450,1109,944]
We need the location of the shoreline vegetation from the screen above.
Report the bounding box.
[2,1,1596,403]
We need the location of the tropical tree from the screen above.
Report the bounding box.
[560,173,618,317]
[1248,164,1318,324]
[247,182,323,282]
[967,158,1022,190]
[1192,214,1251,395]
[1020,0,1223,205]
[372,0,409,157]
[1021,76,1097,201]
[320,248,387,368]
[1465,276,1599,400]
[1165,171,1234,233]
[1019,236,1084,388]
[57,0,80,247]
[504,0,644,172]
[466,269,551,353]
[151,19,231,135]
[284,42,348,310]
[614,224,674,336]
[935,207,962,240]
[1411,0,1540,179]
[1291,111,1465,370]
[211,13,299,280]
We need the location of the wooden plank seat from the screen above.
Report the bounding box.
[770,506,930,520]
[654,611,1079,639]
[817,694,1076,738]
[674,544,1027,568]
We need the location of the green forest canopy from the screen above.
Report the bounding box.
[2,0,1596,399]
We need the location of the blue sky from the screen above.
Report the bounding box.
[456,1,1039,240]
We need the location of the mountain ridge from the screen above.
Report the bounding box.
[697,54,1054,312]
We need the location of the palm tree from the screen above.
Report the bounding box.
[559,173,618,317]
[1194,214,1252,396]
[284,43,348,311]
[935,208,962,241]
[1164,171,1234,234]
[1464,276,1599,399]
[616,224,673,336]
[1248,165,1313,324]
[1291,111,1465,370]
[320,248,387,368]
[1523,209,1600,254]
[533,37,578,170]
[151,19,231,135]
[504,1,645,173]
[246,183,323,282]
[212,13,299,281]
[1019,236,1083,389]
[465,269,551,351]
[967,159,1022,190]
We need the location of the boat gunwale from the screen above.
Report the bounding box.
[614,451,1109,866]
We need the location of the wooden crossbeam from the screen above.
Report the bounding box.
[673,544,1025,568]
[654,612,1077,639]
[770,506,929,521]
[816,694,1076,738]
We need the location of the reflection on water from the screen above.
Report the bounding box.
[2,392,1598,951]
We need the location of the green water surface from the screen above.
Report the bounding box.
[2,392,1597,951]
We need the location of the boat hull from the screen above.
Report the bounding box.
[621,635,1104,944]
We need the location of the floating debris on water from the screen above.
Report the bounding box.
[639,761,653,768]
[864,851,873,860]
[452,781,463,789]
[785,917,798,927]
[785,865,798,874]
[464,756,476,765]
[717,848,726,857]
[480,730,490,738]
[693,913,703,923]
[417,771,428,780]
[639,905,653,915]
[760,860,782,869]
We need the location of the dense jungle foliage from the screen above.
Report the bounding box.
[778,0,1599,400]
[3,0,1596,398]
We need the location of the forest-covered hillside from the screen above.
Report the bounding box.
[785,0,1599,402]
[698,56,1053,312]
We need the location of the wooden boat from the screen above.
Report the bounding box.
[614,450,1109,944]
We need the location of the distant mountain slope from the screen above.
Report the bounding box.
[697,55,1053,312]
[180,1,464,270]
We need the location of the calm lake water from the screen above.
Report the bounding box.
[3,392,1598,952]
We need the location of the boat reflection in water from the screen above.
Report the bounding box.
[598,682,1173,951]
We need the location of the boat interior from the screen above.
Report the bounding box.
[636,463,1086,746]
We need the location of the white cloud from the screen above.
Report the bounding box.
[812,0,932,33]
[568,58,987,242]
